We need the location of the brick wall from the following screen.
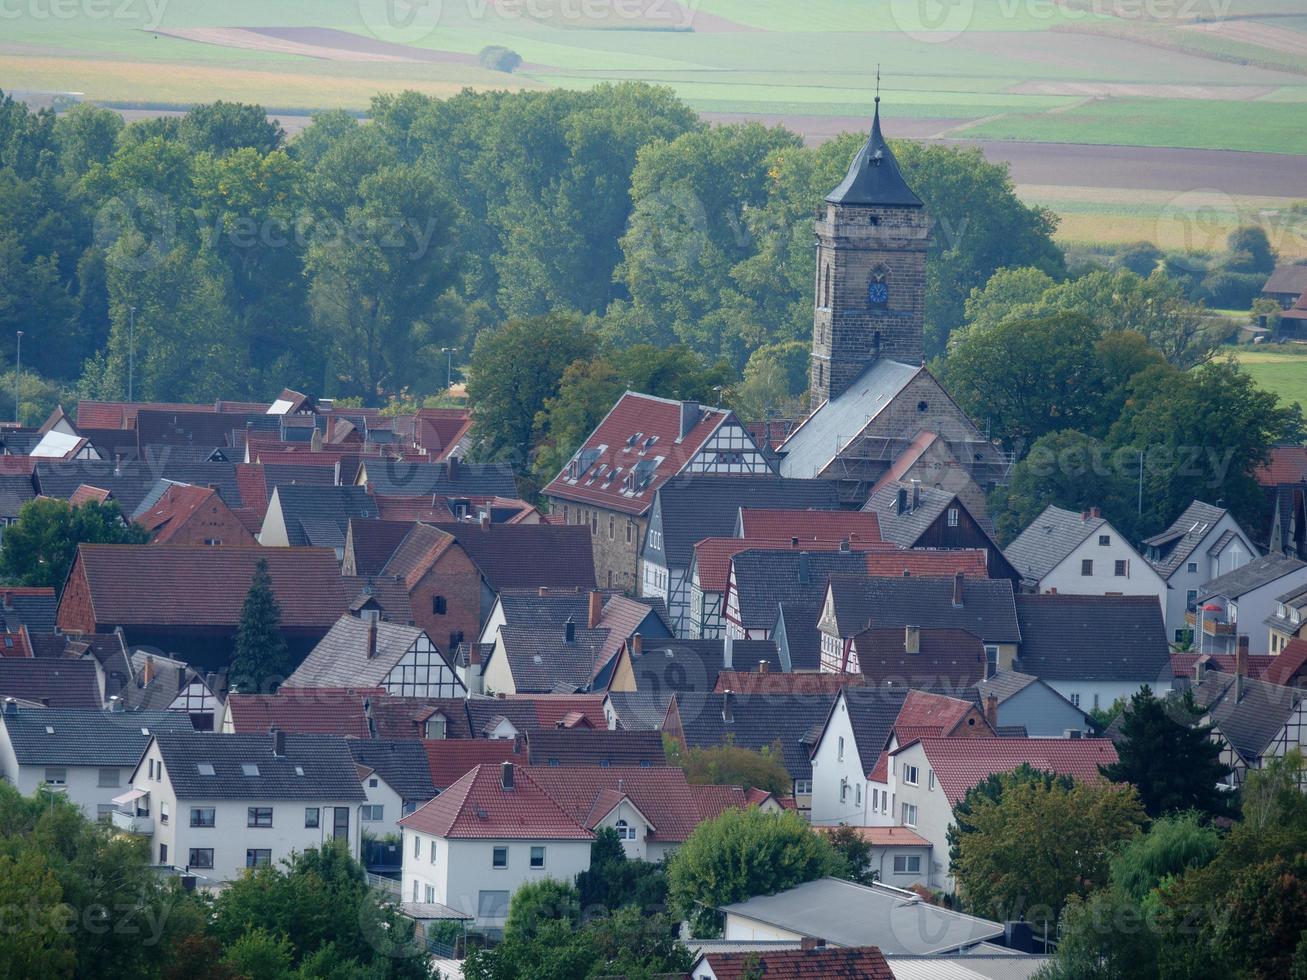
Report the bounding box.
[410,545,483,654]
[164,499,257,547]
[551,500,644,593]
[55,554,97,634]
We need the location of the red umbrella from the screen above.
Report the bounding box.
[1202,603,1223,612]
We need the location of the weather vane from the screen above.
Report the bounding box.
[875,65,881,103]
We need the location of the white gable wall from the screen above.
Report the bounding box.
[1039,521,1166,605]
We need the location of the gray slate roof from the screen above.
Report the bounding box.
[774,601,824,672]
[839,686,911,775]
[0,591,57,635]
[778,359,920,475]
[650,476,838,568]
[526,729,666,767]
[497,625,609,694]
[604,691,675,732]
[1191,673,1306,765]
[719,878,1003,955]
[1003,505,1103,583]
[1199,552,1307,601]
[1262,263,1307,296]
[675,691,835,780]
[273,485,377,547]
[826,104,925,208]
[826,574,1021,643]
[0,659,102,708]
[1014,594,1172,684]
[153,731,367,800]
[862,480,955,547]
[35,459,245,516]
[1,707,192,766]
[348,740,437,803]
[632,639,782,694]
[973,670,1040,702]
[731,550,871,628]
[0,473,36,518]
[363,460,516,498]
[287,615,437,689]
[1143,501,1230,578]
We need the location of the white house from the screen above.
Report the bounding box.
[398,762,593,930]
[1196,554,1307,656]
[117,730,367,881]
[0,701,191,821]
[1143,501,1258,645]
[887,737,1118,891]
[285,614,465,699]
[1004,505,1166,605]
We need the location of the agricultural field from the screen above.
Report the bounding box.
[4,0,1306,251]
[1230,346,1307,409]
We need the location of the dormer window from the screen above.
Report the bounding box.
[425,714,448,739]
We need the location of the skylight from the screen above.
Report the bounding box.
[197,763,216,776]
[45,725,54,734]
[241,763,260,776]
[295,766,305,776]
[140,728,150,735]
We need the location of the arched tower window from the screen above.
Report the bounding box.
[867,267,889,309]
[823,265,833,309]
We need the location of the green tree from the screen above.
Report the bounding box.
[825,824,876,886]
[666,737,793,797]
[947,765,1076,866]
[0,497,147,591]
[222,928,295,980]
[1100,687,1233,821]
[666,807,839,936]
[1118,241,1163,278]
[1225,225,1276,275]
[465,313,599,475]
[953,771,1145,927]
[575,827,669,915]
[229,558,292,693]
[729,340,810,421]
[1109,812,1221,903]
[0,848,75,978]
[179,101,284,156]
[505,879,582,940]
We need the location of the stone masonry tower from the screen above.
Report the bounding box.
[810,98,932,405]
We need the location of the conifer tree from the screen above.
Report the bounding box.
[230,558,290,693]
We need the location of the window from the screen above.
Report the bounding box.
[492,846,508,869]
[44,767,67,786]
[928,771,935,791]
[148,758,154,779]
[160,843,168,865]
[872,788,879,811]
[591,514,597,534]
[855,785,862,806]
[241,763,260,777]
[1114,559,1128,577]
[425,714,447,740]
[902,803,918,827]
[837,736,845,762]
[1070,693,1081,707]
[1187,561,1198,574]
[893,854,922,874]
[609,516,615,540]
[159,802,169,825]
[246,849,271,868]
[196,763,215,776]
[413,881,419,902]
[626,523,632,544]
[530,846,545,869]
[247,807,273,828]
[478,891,510,921]
[882,792,889,814]
[1186,589,1199,610]
[97,768,120,788]
[188,849,214,869]
[361,805,384,822]
[902,764,919,786]
[305,807,320,829]
[190,807,215,828]
[1093,693,1101,710]
[1099,534,1111,546]
[947,508,959,528]
[96,804,116,822]
[414,835,421,859]
[614,819,637,840]
[369,777,378,788]
[432,595,447,615]
[430,843,438,864]
[1081,559,1093,576]
[984,644,998,674]
[448,631,464,651]
[424,884,436,903]
[793,780,812,795]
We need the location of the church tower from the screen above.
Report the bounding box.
[810,98,932,406]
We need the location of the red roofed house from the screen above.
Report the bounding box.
[56,544,350,669]
[735,509,882,546]
[691,942,894,980]
[889,736,1118,889]
[220,688,380,738]
[543,392,773,592]
[135,482,256,547]
[399,762,593,927]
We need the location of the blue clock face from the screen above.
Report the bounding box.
[867,281,888,307]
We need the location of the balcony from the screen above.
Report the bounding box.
[1185,610,1235,636]
[111,810,153,834]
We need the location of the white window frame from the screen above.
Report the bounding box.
[902,764,919,786]
[901,803,918,827]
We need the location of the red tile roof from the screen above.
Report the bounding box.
[871,430,940,493]
[372,496,456,522]
[1258,447,1307,487]
[501,694,608,730]
[526,766,702,842]
[70,485,112,507]
[0,630,32,658]
[899,737,1119,805]
[76,401,216,429]
[863,550,988,578]
[1170,652,1273,681]
[892,689,987,742]
[225,688,379,738]
[1264,639,1307,686]
[135,483,217,543]
[713,671,866,695]
[737,509,882,545]
[422,739,525,790]
[542,392,741,517]
[62,544,349,629]
[689,783,753,823]
[399,763,593,840]
[816,825,930,847]
[696,946,894,980]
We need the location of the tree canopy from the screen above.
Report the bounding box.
[0,497,148,592]
[229,558,292,694]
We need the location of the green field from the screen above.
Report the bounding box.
[1232,347,1307,408]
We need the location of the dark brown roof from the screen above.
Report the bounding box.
[431,523,596,591]
[63,544,349,628]
[347,519,420,576]
[525,729,666,767]
[0,658,102,707]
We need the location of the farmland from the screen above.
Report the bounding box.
[3,0,1306,252]
[1230,347,1307,409]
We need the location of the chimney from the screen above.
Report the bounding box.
[565,617,576,643]
[1090,506,1101,519]
[205,672,217,692]
[911,479,921,510]
[142,656,155,686]
[271,727,286,758]
[1081,510,1090,523]
[446,455,459,481]
[839,537,850,552]
[952,571,964,608]
[984,693,998,729]
[904,625,920,655]
[758,660,768,674]
[109,695,123,713]
[479,511,490,531]
[797,552,810,585]
[539,586,548,598]
[723,633,734,671]
[1236,635,1249,700]
[678,401,701,441]
[512,733,525,755]
[2,697,15,715]
[366,617,378,660]
[896,488,908,516]
[722,690,734,723]
[800,937,826,951]
[1194,657,1206,683]
[588,590,603,629]
[631,632,643,658]
[176,665,187,692]
[501,761,514,790]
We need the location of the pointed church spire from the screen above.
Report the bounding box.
[825,76,923,208]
